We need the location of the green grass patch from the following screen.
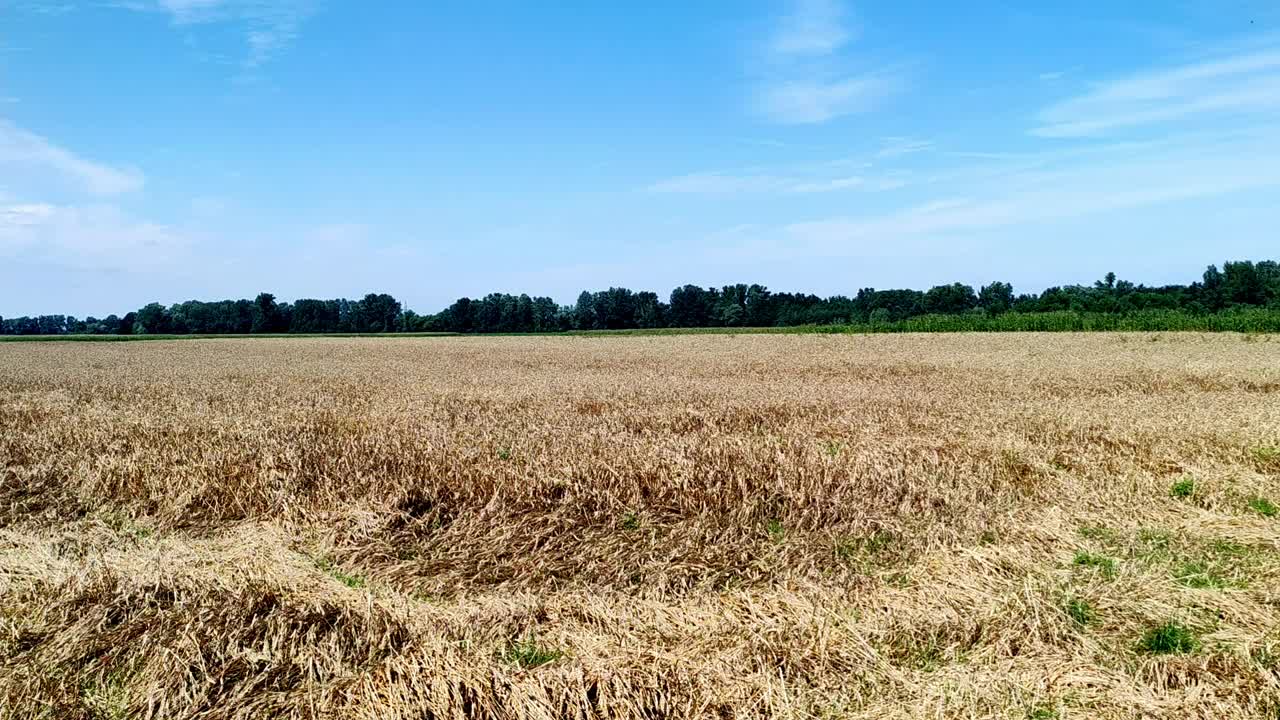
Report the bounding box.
[835,530,900,569]
[1173,561,1228,589]
[81,675,131,720]
[1026,705,1059,720]
[1077,525,1121,545]
[1250,645,1279,670]
[98,509,153,542]
[1251,446,1280,467]
[891,634,947,672]
[1208,539,1252,559]
[1072,551,1117,578]
[1125,530,1259,588]
[500,636,563,669]
[1198,539,1262,587]
[884,571,913,588]
[1247,496,1278,518]
[766,518,786,543]
[1170,476,1196,499]
[619,511,641,531]
[314,556,366,589]
[1133,528,1174,560]
[1065,597,1097,626]
[1138,621,1198,655]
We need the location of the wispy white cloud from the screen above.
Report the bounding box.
[120,0,315,68]
[789,176,866,193]
[877,136,933,158]
[9,2,74,15]
[0,117,191,273]
[647,168,904,195]
[648,141,923,196]
[1033,46,1280,137]
[0,202,190,269]
[0,203,56,228]
[156,0,229,20]
[770,0,854,56]
[753,0,905,124]
[775,128,1280,254]
[0,119,144,195]
[648,172,792,194]
[757,73,900,124]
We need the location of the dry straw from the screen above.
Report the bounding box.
[1,333,1278,718]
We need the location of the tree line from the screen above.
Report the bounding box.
[3,260,1278,336]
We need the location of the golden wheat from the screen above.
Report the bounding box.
[1,333,1278,719]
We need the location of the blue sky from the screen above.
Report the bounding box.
[2,0,1279,316]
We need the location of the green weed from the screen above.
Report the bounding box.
[1250,446,1280,466]
[1250,645,1278,669]
[766,518,786,543]
[1247,496,1278,518]
[1138,621,1198,655]
[1173,561,1227,589]
[1134,528,1173,560]
[500,635,563,669]
[835,530,899,568]
[619,511,641,531]
[1209,539,1251,558]
[1170,476,1195,499]
[1065,597,1096,626]
[1073,551,1117,578]
[314,556,366,589]
[895,635,946,671]
[884,571,913,588]
[1026,705,1058,720]
[1078,525,1120,545]
[81,674,130,720]
[98,510,152,541]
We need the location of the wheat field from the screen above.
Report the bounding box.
[1,333,1278,719]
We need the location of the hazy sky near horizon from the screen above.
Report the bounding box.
[2,0,1279,316]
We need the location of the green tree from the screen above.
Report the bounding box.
[1223,261,1265,306]
[573,291,597,330]
[978,282,1014,314]
[669,285,715,327]
[439,297,473,332]
[291,299,339,333]
[251,293,283,333]
[633,291,664,328]
[744,284,774,326]
[133,303,170,334]
[595,287,636,329]
[354,293,402,332]
[531,297,560,331]
[923,283,978,314]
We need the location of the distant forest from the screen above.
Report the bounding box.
[3,260,1279,336]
